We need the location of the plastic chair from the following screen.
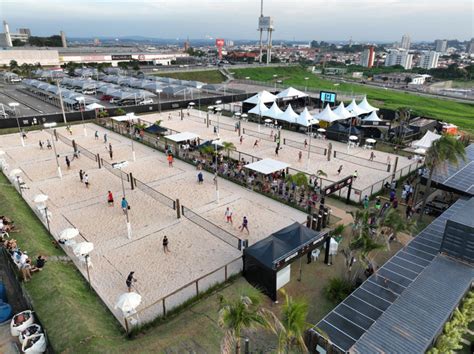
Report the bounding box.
[311,249,321,261]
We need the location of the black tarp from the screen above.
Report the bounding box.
[144,125,167,135]
[243,223,327,300]
[326,123,362,142]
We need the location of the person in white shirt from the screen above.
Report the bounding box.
[224,207,233,224]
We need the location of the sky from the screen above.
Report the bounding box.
[1,0,473,42]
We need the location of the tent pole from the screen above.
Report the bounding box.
[297,257,302,282]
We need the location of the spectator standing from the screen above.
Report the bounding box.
[79,169,84,183]
[167,154,173,167]
[94,131,99,140]
[197,171,204,184]
[65,156,71,169]
[363,195,369,209]
[224,207,233,224]
[84,174,89,188]
[39,140,43,150]
[163,236,170,253]
[103,133,107,144]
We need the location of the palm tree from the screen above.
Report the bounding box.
[418,135,466,222]
[222,141,236,158]
[275,289,309,354]
[218,290,271,354]
[378,208,414,251]
[285,172,308,188]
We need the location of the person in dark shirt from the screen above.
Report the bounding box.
[36,255,46,269]
[126,271,136,292]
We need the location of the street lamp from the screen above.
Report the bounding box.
[126,113,136,161]
[112,160,132,240]
[304,77,309,92]
[76,96,88,136]
[215,101,222,138]
[273,74,278,90]
[156,89,162,114]
[44,122,62,179]
[8,102,24,147]
[212,139,220,203]
[56,80,68,124]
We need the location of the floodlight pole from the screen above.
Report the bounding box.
[118,165,132,240]
[127,114,136,161]
[306,124,312,170]
[45,124,62,179]
[9,103,24,147]
[215,141,220,203]
[56,80,68,124]
[77,97,87,136]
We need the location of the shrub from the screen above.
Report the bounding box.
[324,277,355,304]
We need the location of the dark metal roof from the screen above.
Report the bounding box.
[311,197,473,353]
[425,144,474,196]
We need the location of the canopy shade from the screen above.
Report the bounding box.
[165,132,199,143]
[244,158,289,175]
[115,292,142,313]
[248,100,270,116]
[295,107,318,127]
[9,169,22,176]
[363,111,383,122]
[332,102,352,119]
[357,96,379,112]
[279,104,299,124]
[243,90,277,104]
[73,242,94,256]
[112,114,135,122]
[33,194,48,203]
[59,228,79,240]
[346,99,369,116]
[276,87,308,99]
[413,130,442,149]
[315,104,345,123]
[85,103,105,110]
[144,125,167,135]
[264,102,284,120]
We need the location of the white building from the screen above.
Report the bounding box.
[435,39,448,53]
[360,48,374,68]
[385,50,413,69]
[417,51,440,69]
[400,34,411,50]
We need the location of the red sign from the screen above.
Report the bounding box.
[215,39,225,47]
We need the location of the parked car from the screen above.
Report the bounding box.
[138,98,153,105]
[100,95,113,101]
[82,89,96,95]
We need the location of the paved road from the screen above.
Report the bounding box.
[0,87,60,115]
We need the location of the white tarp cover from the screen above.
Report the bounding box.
[363,111,383,122]
[333,102,352,119]
[248,100,270,115]
[315,104,345,123]
[276,87,308,99]
[295,107,318,127]
[85,103,105,110]
[413,130,442,149]
[244,90,277,104]
[346,99,369,116]
[265,102,284,119]
[244,158,290,175]
[112,114,136,122]
[279,104,299,123]
[357,96,379,112]
[165,132,199,143]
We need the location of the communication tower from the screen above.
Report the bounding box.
[257,0,274,64]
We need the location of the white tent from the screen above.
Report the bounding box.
[276,87,308,100]
[248,100,270,116]
[279,104,299,124]
[315,104,345,123]
[244,158,290,175]
[165,132,199,143]
[332,102,352,119]
[346,99,369,116]
[363,111,383,122]
[357,96,379,112]
[265,102,284,120]
[295,107,318,127]
[243,90,276,104]
[85,103,105,110]
[413,130,441,149]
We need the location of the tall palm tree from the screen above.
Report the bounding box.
[222,141,236,158]
[218,291,271,354]
[285,172,308,188]
[418,135,466,222]
[378,208,415,251]
[275,289,309,354]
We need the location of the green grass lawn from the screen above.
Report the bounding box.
[233,66,474,134]
[154,70,226,84]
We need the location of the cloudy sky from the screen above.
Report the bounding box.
[1,0,472,41]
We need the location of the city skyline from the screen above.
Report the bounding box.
[1,0,473,42]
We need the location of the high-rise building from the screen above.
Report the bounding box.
[400,34,411,50]
[60,31,67,48]
[467,38,474,54]
[360,46,375,68]
[385,50,413,69]
[417,51,440,69]
[18,28,31,36]
[434,39,448,53]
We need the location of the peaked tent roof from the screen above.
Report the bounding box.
[357,96,379,112]
[244,158,290,175]
[332,102,352,119]
[248,100,270,115]
[295,107,318,127]
[315,104,345,123]
[265,101,284,120]
[346,99,369,116]
[279,104,299,123]
[276,87,308,99]
[363,110,383,122]
[244,223,326,269]
[243,90,277,104]
[413,130,442,149]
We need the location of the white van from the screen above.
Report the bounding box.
[139,98,153,105]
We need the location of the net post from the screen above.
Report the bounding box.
[176,199,181,219]
[130,173,134,190]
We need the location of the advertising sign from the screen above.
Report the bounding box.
[111,54,132,60]
[215,38,225,47]
[319,91,337,104]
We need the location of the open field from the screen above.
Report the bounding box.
[154,69,226,83]
[231,66,474,133]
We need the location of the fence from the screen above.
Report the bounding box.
[333,150,390,172]
[181,205,244,250]
[134,177,176,210]
[283,138,327,156]
[56,131,73,146]
[242,127,275,142]
[135,256,242,323]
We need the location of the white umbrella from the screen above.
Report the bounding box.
[59,228,79,240]
[234,112,241,117]
[366,138,376,144]
[414,148,426,155]
[349,135,358,141]
[241,114,248,118]
[317,128,326,133]
[73,242,94,256]
[34,194,48,203]
[264,118,272,123]
[188,102,195,106]
[9,169,22,176]
[115,292,142,313]
[215,107,222,112]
